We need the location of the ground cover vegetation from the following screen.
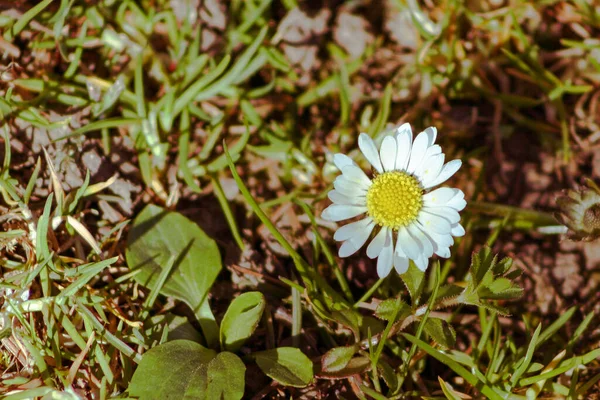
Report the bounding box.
[1,0,600,398]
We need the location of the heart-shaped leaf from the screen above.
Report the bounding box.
[254,347,313,387]
[126,205,221,346]
[129,340,217,399]
[220,291,265,352]
[205,352,246,400]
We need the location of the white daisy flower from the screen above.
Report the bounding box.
[322,123,466,278]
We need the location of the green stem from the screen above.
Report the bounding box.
[354,277,385,308]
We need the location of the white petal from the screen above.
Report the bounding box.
[367,227,389,259]
[395,123,412,139]
[418,210,452,234]
[333,153,355,171]
[435,247,451,258]
[425,159,462,189]
[423,206,460,224]
[406,127,437,174]
[380,136,397,172]
[423,188,460,206]
[451,223,465,237]
[446,190,467,211]
[334,176,367,197]
[334,217,373,241]
[338,219,375,257]
[376,232,394,278]
[425,126,437,144]
[322,204,367,221]
[395,127,412,171]
[421,225,454,249]
[394,237,407,257]
[341,165,372,189]
[408,224,434,258]
[415,153,445,186]
[358,133,383,173]
[413,255,429,271]
[398,227,421,260]
[393,254,409,274]
[328,190,364,205]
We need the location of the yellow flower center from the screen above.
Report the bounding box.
[366,171,423,229]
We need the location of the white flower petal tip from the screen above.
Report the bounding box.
[380,136,397,172]
[333,153,355,171]
[326,125,466,275]
[395,122,413,137]
[358,133,383,173]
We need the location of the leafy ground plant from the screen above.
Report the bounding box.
[1,0,600,399]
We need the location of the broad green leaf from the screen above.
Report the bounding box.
[254,347,313,387]
[331,308,362,340]
[220,291,265,352]
[128,340,217,399]
[423,318,456,349]
[126,205,221,346]
[321,345,358,373]
[400,262,426,305]
[317,356,371,380]
[205,352,246,400]
[374,298,409,322]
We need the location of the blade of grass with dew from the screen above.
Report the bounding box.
[178,108,203,192]
[81,313,114,383]
[55,117,141,141]
[510,323,542,388]
[566,310,595,352]
[535,306,575,349]
[402,333,506,400]
[139,255,177,321]
[368,84,392,139]
[59,259,118,299]
[292,285,302,348]
[210,174,244,251]
[195,26,268,101]
[198,122,224,162]
[518,347,600,387]
[173,54,232,116]
[5,0,53,41]
[75,299,142,363]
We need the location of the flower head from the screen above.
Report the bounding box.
[322,123,466,278]
[555,180,600,241]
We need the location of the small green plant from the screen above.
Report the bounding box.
[124,205,312,399]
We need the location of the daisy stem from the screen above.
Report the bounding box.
[353,277,385,308]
